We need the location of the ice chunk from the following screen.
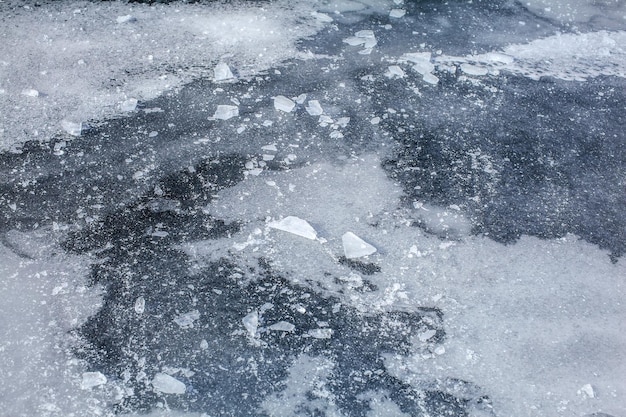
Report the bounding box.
[262,144,278,152]
[343,30,377,51]
[400,52,432,65]
[460,63,489,76]
[21,88,39,97]
[578,384,595,398]
[273,95,295,112]
[422,73,440,85]
[268,321,296,332]
[120,98,138,112]
[269,216,317,240]
[242,311,259,337]
[60,120,82,136]
[311,11,333,22]
[213,62,235,82]
[174,310,200,328]
[134,296,145,314]
[389,9,406,18]
[80,372,107,390]
[295,93,307,104]
[385,65,406,78]
[116,15,136,24]
[342,232,376,258]
[417,329,437,342]
[307,328,333,339]
[152,373,186,395]
[305,100,323,116]
[212,105,239,120]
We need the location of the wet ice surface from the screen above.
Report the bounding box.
[1,1,626,416]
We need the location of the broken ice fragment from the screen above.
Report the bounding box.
[385,65,405,78]
[307,328,333,339]
[417,329,437,342]
[242,311,259,337]
[173,310,200,329]
[311,11,333,22]
[80,372,107,390]
[389,9,406,18]
[268,321,296,332]
[273,95,295,112]
[578,384,595,398]
[21,88,39,97]
[422,73,440,85]
[120,98,138,112]
[61,120,82,136]
[269,216,317,240]
[116,15,136,24]
[295,93,307,104]
[305,100,323,116]
[460,63,489,76]
[212,105,239,120]
[213,62,235,82]
[342,232,376,259]
[134,296,145,314]
[152,373,186,395]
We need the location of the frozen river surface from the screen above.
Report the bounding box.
[0,1,625,416]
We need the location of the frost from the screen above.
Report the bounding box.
[152,373,186,395]
[212,105,239,120]
[273,95,296,112]
[213,62,235,82]
[80,372,107,390]
[269,216,318,240]
[342,232,377,259]
[305,99,324,116]
[173,310,200,328]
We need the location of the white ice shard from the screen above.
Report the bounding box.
[80,372,107,390]
[273,95,295,112]
[174,310,200,328]
[213,62,235,82]
[269,216,317,240]
[460,63,489,76]
[120,98,138,112]
[242,311,259,337]
[212,104,239,120]
[342,232,377,258]
[152,373,186,394]
[268,321,296,332]
[307,328,333,339]
[61,120,82,136]
[385,65,406,78]
[343,30,377,51]
[21,89,39,97]
[116,15,136,24]
[134,296,145,314]
[305,100,323,116]
[389,9,406,18]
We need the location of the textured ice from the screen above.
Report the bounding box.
[213,62,235,82]
[80,372,107,390]
[273,95,296,112]
[152,373,186,395]
[269,216,317,240]
[212,105,239,120]
[342,232,377,259]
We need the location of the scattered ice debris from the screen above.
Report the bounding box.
[578,384,596,398]
[400,52,439,84]
[242,311,259,337]
[305,99,324,116]
[120,98,138,112]
[80,372,107,390]
[60,119,82,136]
[460,63,489,76]
[213,62,235,82]
[311,11,333,22]
[342,232,377,259]
[173,310,200,329]
[152,373,186,395]
[116,15,136,24]
[385,65,405,79]
[21,88,39,97]
[269,216,317,240]
[212,104,239,120]
[389,9,406,18]
[343,30,377,54]
[273,95,295,112]
[306,328,333,339]
[268,321,296,332]
[134,296,145,314]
